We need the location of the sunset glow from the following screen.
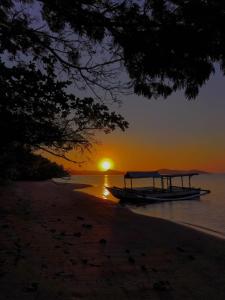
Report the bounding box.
[41,72,225,174]
[98,159,114,171]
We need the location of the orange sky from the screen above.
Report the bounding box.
[43,129,225,173]
[43,67,225,173]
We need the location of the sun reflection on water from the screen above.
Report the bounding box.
[102,175,110,199]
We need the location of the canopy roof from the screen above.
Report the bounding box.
[124,171,199,179]
[160,172,199,178]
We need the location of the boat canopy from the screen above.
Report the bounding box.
[124,171,199,179]
[124,171,161,179]
[160,172,199,178]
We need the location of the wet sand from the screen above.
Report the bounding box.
[0,180,225,300]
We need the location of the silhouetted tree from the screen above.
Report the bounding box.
[0,0,129,168]
[1,0,225,171]
[0,62,128,159]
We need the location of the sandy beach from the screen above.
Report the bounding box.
[1,180,225,300]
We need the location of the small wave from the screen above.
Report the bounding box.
[181,221,225,240]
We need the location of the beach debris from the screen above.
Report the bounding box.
[54,235,63,240]
[82,223,93,229]
[71,292,84,298]
[70,258,77,265]
[2,224,10,229]
[41,263,48,269]
[24,282,39,293]
[55,271,64,277]
[176,246,185,252]
[99,238,107,244]
[128,256,135,264]
[153,280,171,291]
[0,272,7,278]
[89,263,101,267]
[152,268,158,273]
[73,232,81,237]
[77,216,84,221]
[188,254,195,260]
[81,259,88,265]
[50,229,56,233]
[0,208,9,216]
[63,273,75,279]
[64,241,74,246]
[141,265,148,272]
[13,240,26,266]
[54,271,74,279]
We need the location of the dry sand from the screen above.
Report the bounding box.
[0,180,225,300]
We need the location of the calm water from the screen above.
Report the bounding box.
[58,174,225,238]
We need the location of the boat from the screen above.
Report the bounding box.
[106,171,210,203]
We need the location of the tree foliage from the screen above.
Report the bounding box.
[0,62,128,157]
[0,146,68,182]
[0,0,129,167]
[1,0,225,170]
[2,0,225,100]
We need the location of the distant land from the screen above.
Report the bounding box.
[157,169,211,175]
[66,169,124,175]
[67,169,211,175]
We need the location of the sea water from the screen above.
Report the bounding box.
[59,174,225,238]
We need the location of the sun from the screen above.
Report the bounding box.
[98,158,114,171]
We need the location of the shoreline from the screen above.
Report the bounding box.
[1,180,225,299]
[80,188,225,241]
[60,177,225,241]
[180,221,225,241]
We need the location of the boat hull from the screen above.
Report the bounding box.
[107,186,204,203]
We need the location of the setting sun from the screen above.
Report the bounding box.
[98,158,114,171]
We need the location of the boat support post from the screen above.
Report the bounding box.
[189,176,191,188]
[181,176,184,189]
[161,177,164,191]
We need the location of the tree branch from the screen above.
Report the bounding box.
[38,146,86,164]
